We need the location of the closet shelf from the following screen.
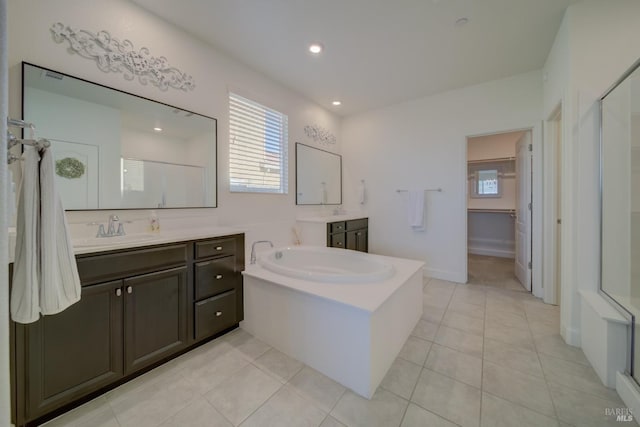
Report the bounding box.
[468,157,515,165]
[468,208,516,214]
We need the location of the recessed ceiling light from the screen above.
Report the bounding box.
[309,43,323,54]
[332,101,341,106]
[153,127,163,132]
[455,17,469,27]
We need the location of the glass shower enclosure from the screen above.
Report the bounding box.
[600,57,640,383]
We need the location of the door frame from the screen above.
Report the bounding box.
[543,104,563,305]
[464,125,543,298]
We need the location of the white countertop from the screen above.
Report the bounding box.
[8,226,245,262]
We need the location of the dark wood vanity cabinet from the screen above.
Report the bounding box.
[123,266,188,374]
[327,218,368,252]
[21,279,124,421]
[193,236,244,342]
[12,234,244,427]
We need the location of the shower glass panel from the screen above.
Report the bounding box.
[600,58,640,382]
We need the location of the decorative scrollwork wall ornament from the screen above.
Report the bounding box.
[50,22,195,92]
[304,125,336,145]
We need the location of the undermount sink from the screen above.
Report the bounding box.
[72,234,158,248]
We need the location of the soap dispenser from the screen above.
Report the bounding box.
[149,210,160,232]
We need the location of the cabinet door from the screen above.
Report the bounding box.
[24,280,123,420]
[346,229,368,252]
[123,266,188,375]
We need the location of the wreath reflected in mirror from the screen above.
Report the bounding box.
[55,157,86,179]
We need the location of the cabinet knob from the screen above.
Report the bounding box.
[126,286,133,294]
[215,246,223,251]
[337,242,342,246]
[215,311,223,317]
[357,232,362,236]
[115,288,122,297]
[215,274,223,280]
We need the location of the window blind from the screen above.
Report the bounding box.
[229,93,288,193]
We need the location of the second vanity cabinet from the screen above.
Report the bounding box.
[327,218,368,252]
[12,234,244,427]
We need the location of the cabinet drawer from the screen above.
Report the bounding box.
[329,233,345,248]
[195,256,237,300]
[329,221,346,233]
[195,238,236,260]
[346,218,368,231]
[195,290,237,340]
[77,244,187,285]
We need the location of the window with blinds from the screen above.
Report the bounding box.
[229,93,288,193]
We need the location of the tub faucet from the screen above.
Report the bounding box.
[250,240,274,264]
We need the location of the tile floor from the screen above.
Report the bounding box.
[467,254,526,292]
[43,277,628,427]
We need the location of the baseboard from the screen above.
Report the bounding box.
[616,372,640,425]
[468,237,514,256]
[561,324,581,347]
[423,267,466,284]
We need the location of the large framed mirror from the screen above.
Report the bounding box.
[295,143,342,205]
[600,57,640,381]
[22,62,217,209]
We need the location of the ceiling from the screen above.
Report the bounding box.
[131,0,580,117]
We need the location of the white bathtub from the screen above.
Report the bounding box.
[242,247,424,398]
[259,246,394,283]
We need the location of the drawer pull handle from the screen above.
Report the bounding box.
[216,274,223,280]
[216,246,223,251]
[126,286,133,294]
[115,288,122,297]
[215,311,223,317]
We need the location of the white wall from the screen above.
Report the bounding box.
[543,0,640,345]
[7,0,341,247]
[342,71,542,282]
[467,132,519,161]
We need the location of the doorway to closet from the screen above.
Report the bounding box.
[466,130,533,292]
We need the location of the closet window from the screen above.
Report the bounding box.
[469,164,504,198]
[476,169,500,196]
[229,92,288,194]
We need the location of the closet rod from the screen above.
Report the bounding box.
[396,188,442,193]
[468,157,515,164]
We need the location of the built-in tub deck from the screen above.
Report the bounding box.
[242,246,424,398]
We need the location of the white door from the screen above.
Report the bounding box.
[515,133,532,291]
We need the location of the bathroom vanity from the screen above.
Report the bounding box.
[297,215,368,252]
[10,232,244,426]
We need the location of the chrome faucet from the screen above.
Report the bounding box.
[96,215,126,237]
[250,240,274,264]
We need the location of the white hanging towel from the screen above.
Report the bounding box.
[39,147,81,315]
[407,190,425,231]
[11,148,41,324]
[357,180,366,204]
[11,147,81,324]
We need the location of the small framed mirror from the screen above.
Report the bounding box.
[295,143,342,205]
